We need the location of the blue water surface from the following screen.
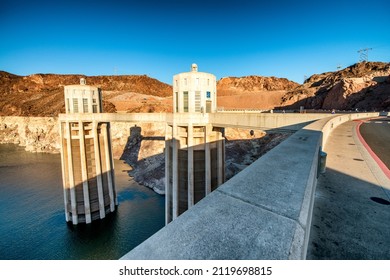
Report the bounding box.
[0,144,165,260]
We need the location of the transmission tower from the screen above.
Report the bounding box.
[357,48,372,62]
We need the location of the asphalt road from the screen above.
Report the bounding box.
[359,116,390,169]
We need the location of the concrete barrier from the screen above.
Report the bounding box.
[210,112,331,131]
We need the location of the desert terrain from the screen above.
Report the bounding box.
[1,61,389,116]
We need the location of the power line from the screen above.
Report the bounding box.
[357,48,373,62]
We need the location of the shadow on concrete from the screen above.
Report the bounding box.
[120,125,143,163]
[119,125,166,193]
[307,167,390,260]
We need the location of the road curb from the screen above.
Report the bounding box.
[355,120,390,180]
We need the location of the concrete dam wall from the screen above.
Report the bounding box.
[121,112,379,259]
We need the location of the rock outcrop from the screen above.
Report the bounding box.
[217,75,299,95]
[280,62,390,111]
[0,116,60,153]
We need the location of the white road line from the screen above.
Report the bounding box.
[374,121,383,124]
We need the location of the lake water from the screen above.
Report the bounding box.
[0,144,165,260]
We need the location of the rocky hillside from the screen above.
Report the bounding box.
[0,71,172,116]
[280,62,390,111]
[216,76,299,110]
[1,62,389,116]
[217,76,299,95]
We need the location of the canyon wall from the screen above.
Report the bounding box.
[0,116,60,153]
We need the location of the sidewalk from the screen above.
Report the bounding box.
[307,120,390,259]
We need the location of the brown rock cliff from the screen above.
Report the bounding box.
[280,62,390,111]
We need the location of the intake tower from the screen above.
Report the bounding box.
[59,78,117,224]
[165,64,225,224]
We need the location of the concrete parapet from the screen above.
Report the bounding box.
[305,112,379,148]
[121,112,379,260]
[210,112,331,131]
[58,112,335,131]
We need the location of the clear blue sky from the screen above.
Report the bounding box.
[1,0,389,84]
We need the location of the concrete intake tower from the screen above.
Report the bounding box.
[165,64,225,224]
[59,78,117,224]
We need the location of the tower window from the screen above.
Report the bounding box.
[83,98,88,113]
[73,98,79,113]
[183,91,188,112]
[175,92,178,113]
[206,101,212,113]
[195,91,201,112]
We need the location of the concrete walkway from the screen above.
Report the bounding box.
[307,120,390,259]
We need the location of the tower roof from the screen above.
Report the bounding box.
[191,63,198,72]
